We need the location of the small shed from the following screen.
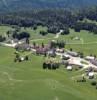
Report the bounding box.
[73,36,80,40]
[88,72,94,79]
[67,66,72,71]
[20,57,25,61]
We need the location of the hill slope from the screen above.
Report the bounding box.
[0,0,97,12]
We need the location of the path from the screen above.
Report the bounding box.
[30,38,51,42]
[54,30,63,39]
[66,41,97,45]
[0,40,24,48]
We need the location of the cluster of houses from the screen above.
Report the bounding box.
[13,39,97,79]
[85,67,96,79]
[84,56,97,79]
[85,55,97,65]
[1,28,97,81]
[15,40,65,57]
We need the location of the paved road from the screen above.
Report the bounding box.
[56,52,97,70]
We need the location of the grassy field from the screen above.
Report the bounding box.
[0,25,13,36]
[79,18,97,25]
[0,46,97,100]
[0,25,97,100]
[20,26,55,40]
[63,29,97,56]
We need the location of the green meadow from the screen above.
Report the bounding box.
[0,25,97,100]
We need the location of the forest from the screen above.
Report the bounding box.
[0,7,97,35]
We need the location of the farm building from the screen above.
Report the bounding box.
[85,56,95,61]
[15,43,31,51]
[90,59,97,66]
[35,46,49,55]
[47,49,56,57]
[56,48,64,53]
[61,54,70,60]
[67,51,78,57]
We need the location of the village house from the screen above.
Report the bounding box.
[47,49,56,57]
[67,51,78,57]
[85,56,95,61]
[56,48,64,53]
[61,54,70,60]
[15,43,31,51]
[90,59,97,66]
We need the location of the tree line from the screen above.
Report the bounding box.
[1,7,97,34]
